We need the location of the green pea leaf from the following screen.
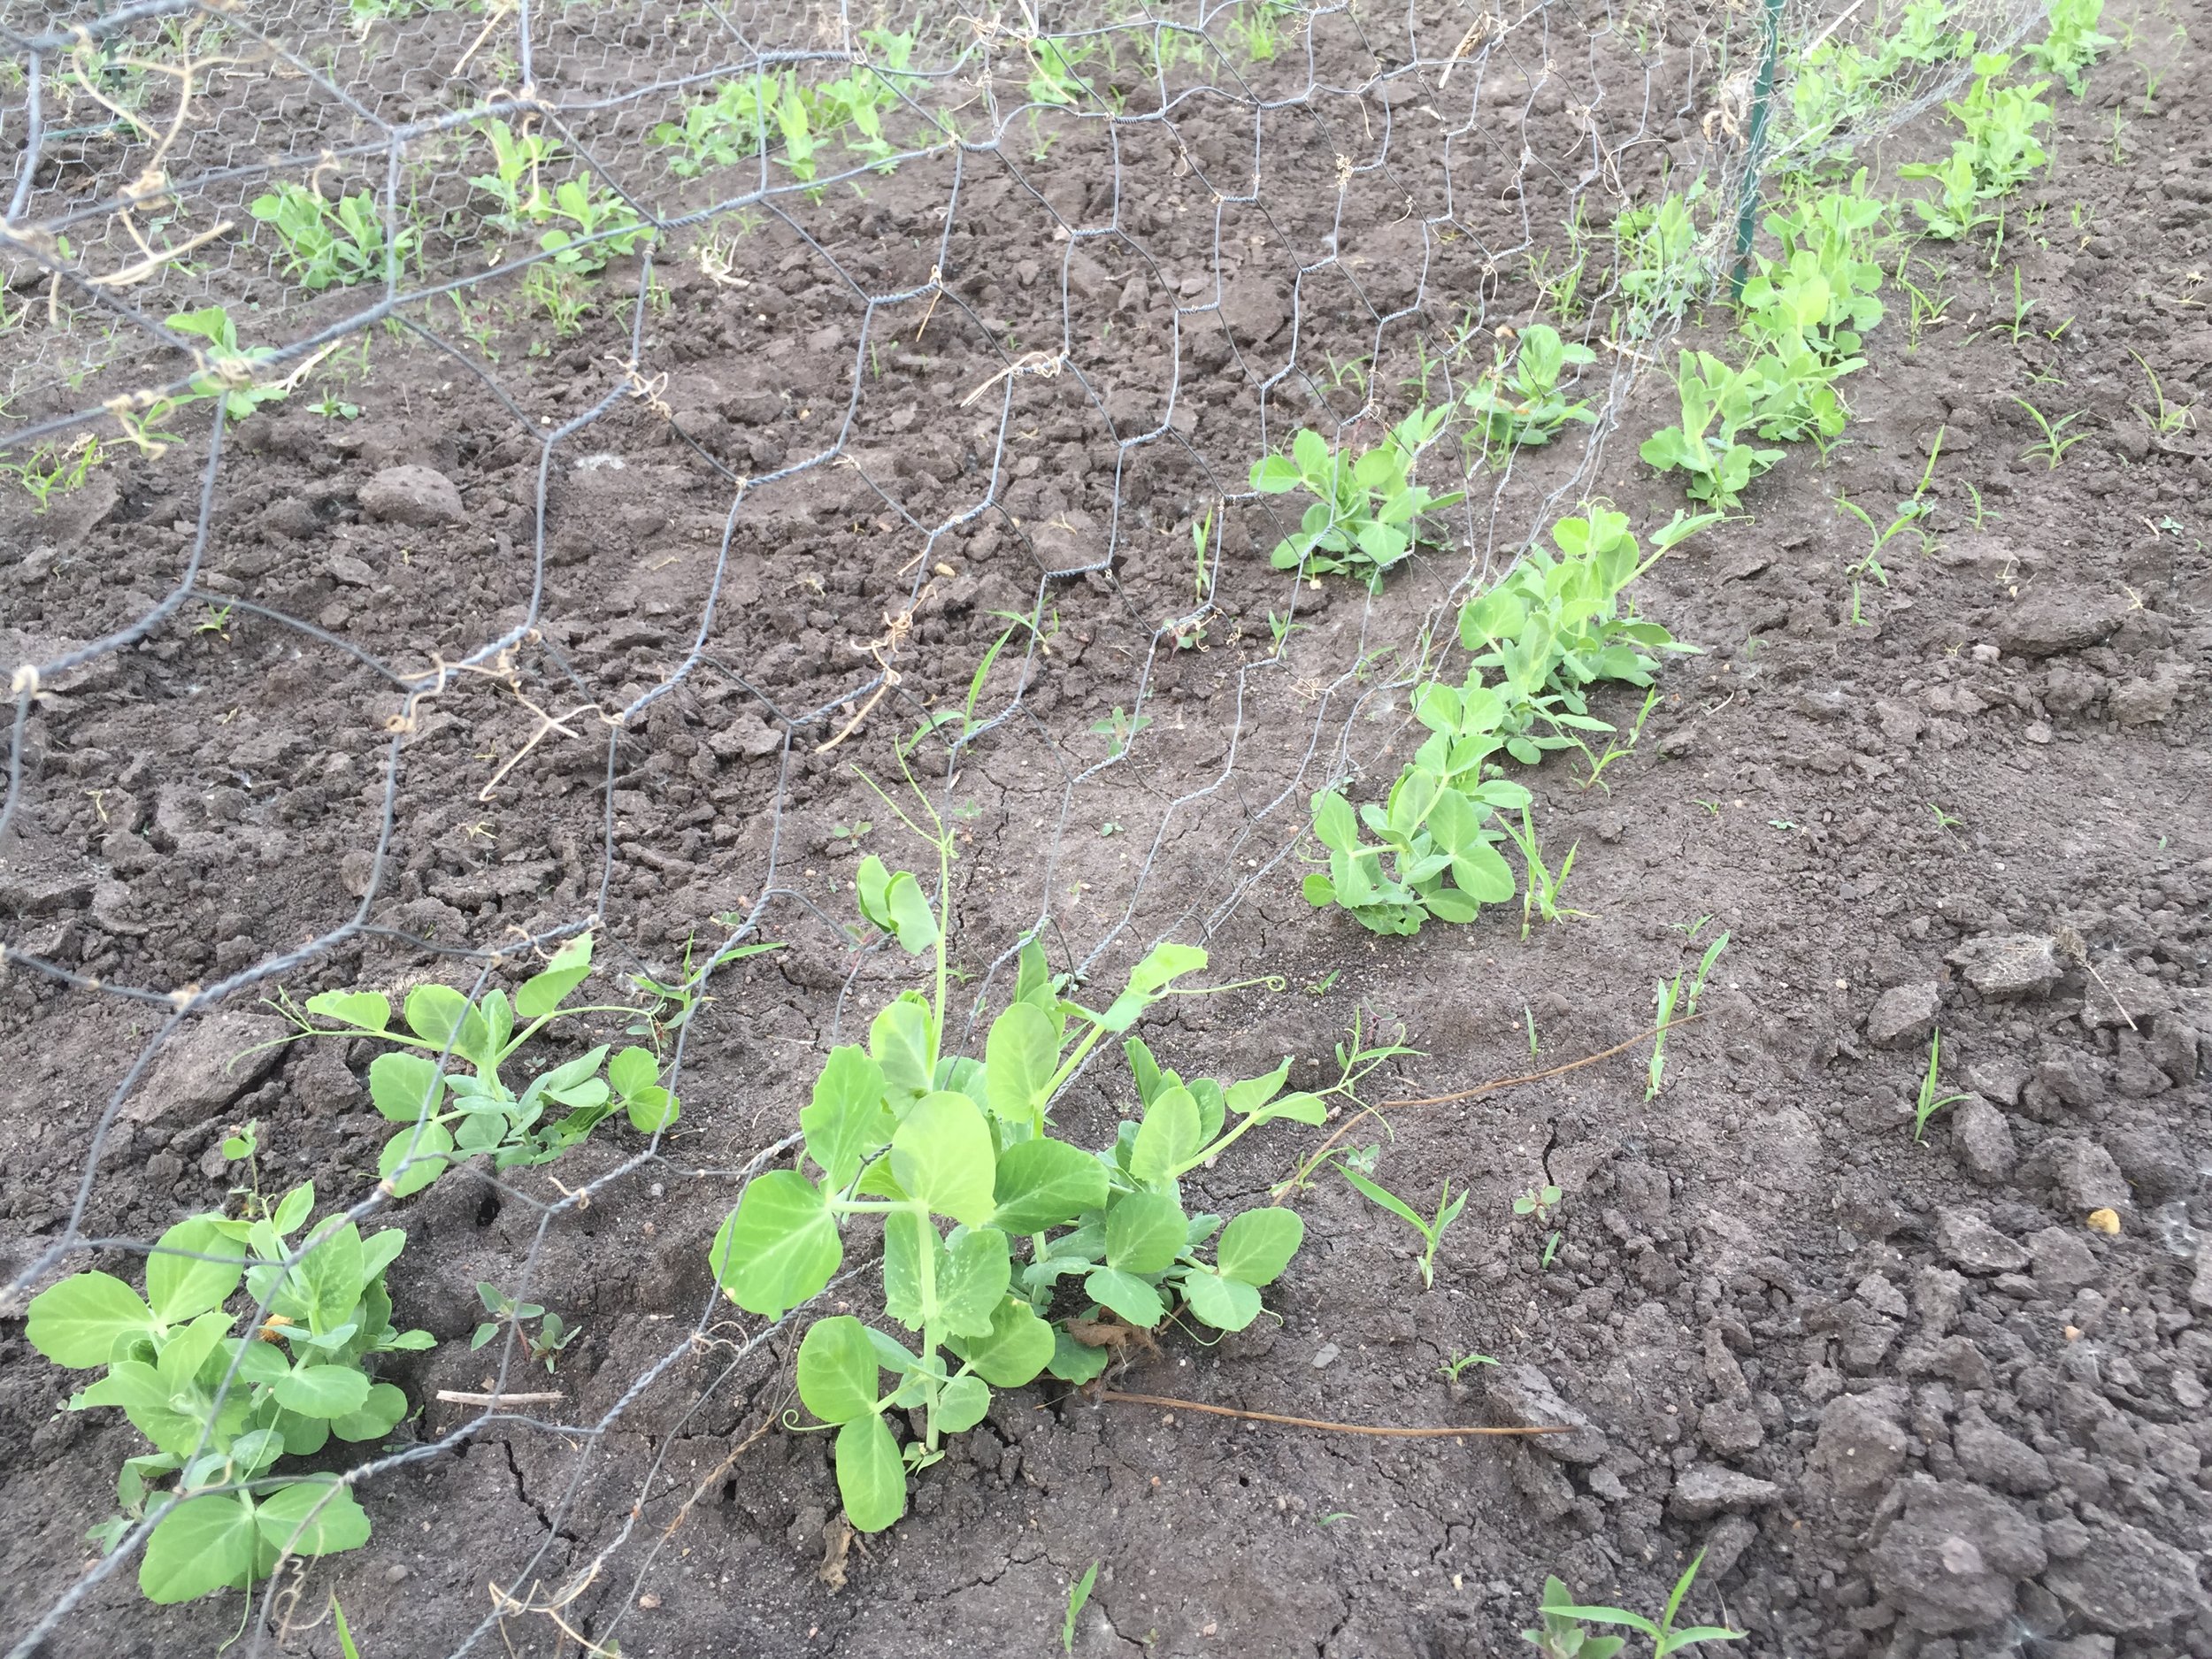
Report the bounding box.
[288,1223,366,1333]
[882,871,940,955]
[140,1494,259,1603]
[1248,1091,1326,1128]
[515,933,594,1020]
[802,1045,893,1191]
[1084,1267,1165,1328]
[607,1046,657,1097]
[982,1001,1056,1125]
[709,1171,842,1317]
[833,1413,907,1532]
[1128,1086,1202,1185]
[273,1363,373,1419]
[933,1373,991,1434]
[143,1216,245,1322]
[989,1138,1110,1233]
[855,855,893,928]
[27,1272,156,1368]
[254,1479,372,1558]
[870,995,934,1110]
[1104,1192,1187,1274]
[796,1315,883,1425]
[937,1227,1012,1338]
[1098,941,1208,1032]
[889,1092,996,1226]
[624,1085,678,1133]
[367,1052,447,1124]
[1223,1059,1294,1118]
[303,991,390,1033]
[378,1119,455,1197]
[946,1296,1056,1387]
[271,1182,315,1237]
[330,1382,409,1443]
[403,984,493,1069]
[1179,1270,1263,1332]
[1047,1329,1112,1384]
[1216,1207,1305,1286]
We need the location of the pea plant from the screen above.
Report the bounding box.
[249,183,415,291]
[1304,507,1693,936]
[1464,325,1598,457]
[2024,0,2112,96]
[1639,351,1783,509]
[23,1196,431,1604]
[1249,408,1465,591]
[264,933,677,1197]
[469,119,649,272]
[649,35,920,180]
[709,779,1317,1531]
[1899,53,2051,239]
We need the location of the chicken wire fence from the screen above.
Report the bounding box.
[0,0,2039,1651]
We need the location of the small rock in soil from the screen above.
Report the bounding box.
[2040,1138,2132,1216]
[2039,1512,2208,1632]
[1993,589,2128,657]
[133,1011,288,1125]
[1483,1364,1606,1464]
[2097,1122,2189,1204]
[1811,1394,1909,1499]
[1935,1210,2029,1274]
[1668,1464,1780,1522]
[1866,982,1940,1048]
[1950,1407,2055,1495]
[1947,933,2062,999]
[1699,1512,1760,1586]
[1869,1477,2047,1635]
[1952,1097,2017,1182]
[2027,1227,2098,1292]
[358,464,465,527]
[1697,1399,1766,1456]
[2107,670,2185,726]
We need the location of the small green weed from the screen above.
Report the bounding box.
[471,1283,581,1372]
[2011,396,2086,468]
[1340,1169,1465,1288]
[1512,1182,1561,1221]
[1438,1350,1496,1384]
[1647,930,1728,1099]
[1063,1561,1098,1655]
[1912,1028,1970,1141]
[1527,1549,1744,1657]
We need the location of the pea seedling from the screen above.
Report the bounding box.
[23,1194,432,1604]
[1249,408,1466,591]
[710,769,1319,1532]
[1340,1170,1466,1288]
[261,933,677,1197]
[1465,324,1598,457]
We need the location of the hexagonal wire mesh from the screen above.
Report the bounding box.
[0,0,2044,1651]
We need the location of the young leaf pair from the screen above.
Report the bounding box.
[23,1199,430,1603]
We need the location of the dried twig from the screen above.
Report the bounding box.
[1093,1390,1570,1440]
[435,1389,565,1407]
